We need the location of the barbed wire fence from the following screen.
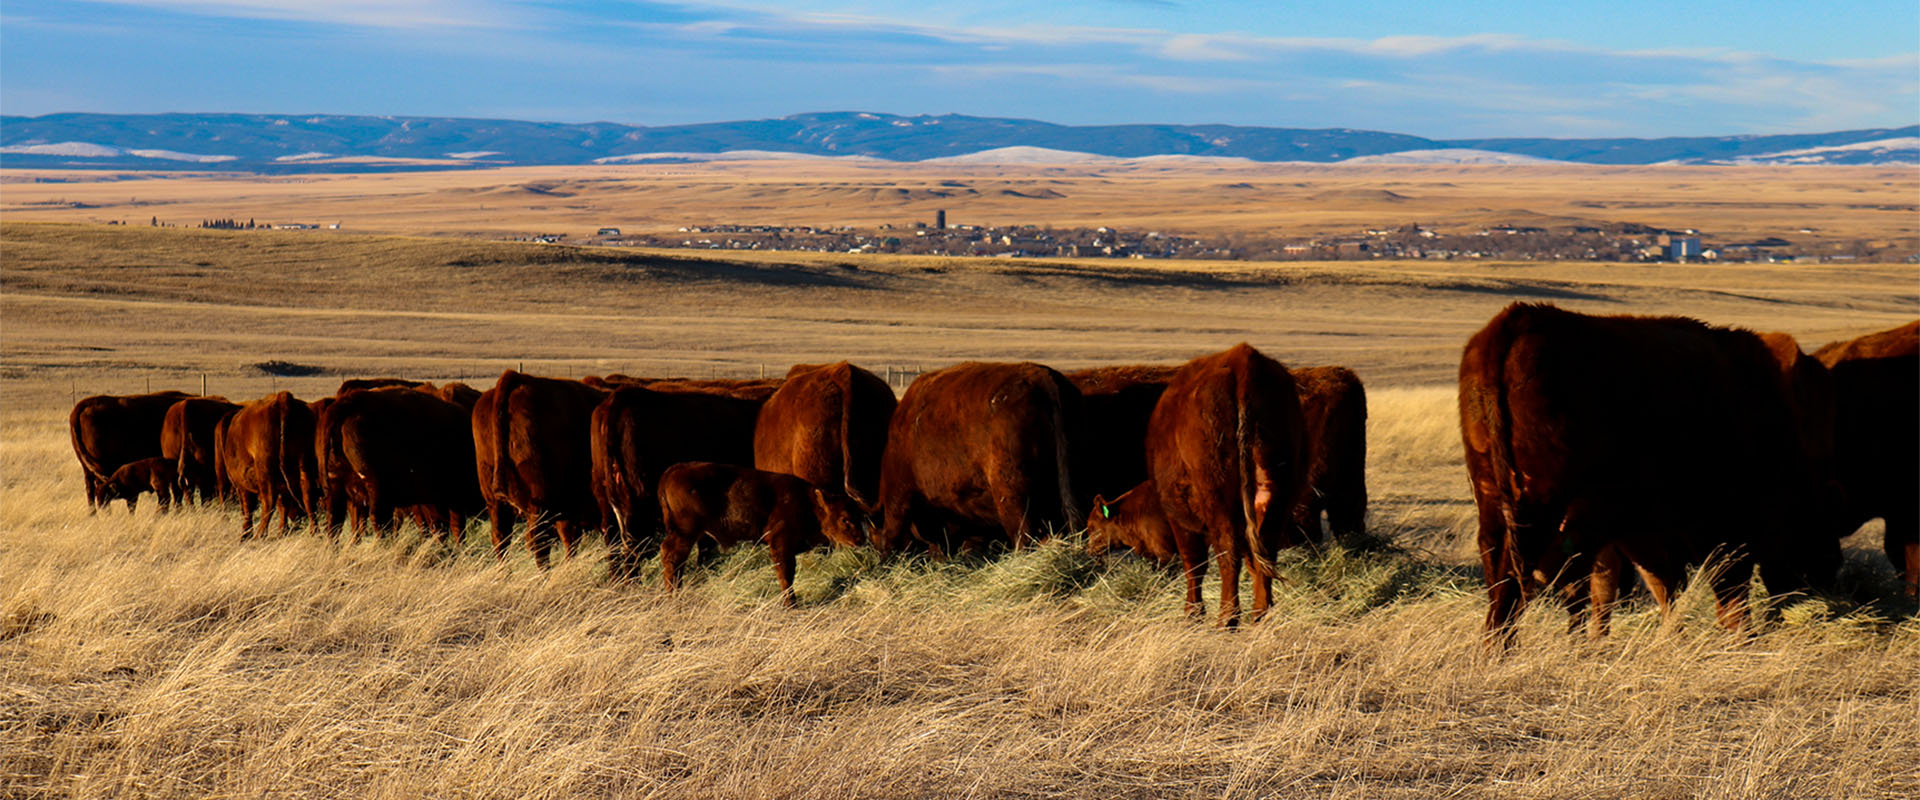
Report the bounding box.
[68,360,928,401]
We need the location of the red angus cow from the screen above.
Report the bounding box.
[217,391,318,538]
[317,387,480,542]
[1136,344,1306,627]
[1072,363,1368,545]
[475,371,609,566]
[657,462,864,607]
[160,396,240,505]
[1814,320,1919,597]
[1460,304,1846,643]
[337,377,431,394]
[1291,366,1369,542]
[436,381,482,412]
[1066,365,1178,500]
[753,362,896,511]
[101,457,180,513]
[592,379,773,574]
[69,390,192,512]
[876,362,1083,555]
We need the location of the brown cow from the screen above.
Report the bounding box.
[1086,480,1180,567]
[338,377,431,394]
[317,387,480,542]
[436,381,482,412]
[875,362,1083,555]
[160,396,240,505]
[216,391,319,538]
[753,362,896,511]
[1813,320,1919,597]
[592,380,773,575]
[475,370,609,566]
[1072,363,1368,544]
[1460,304,1846,644]
[101,457,180,513]
[1066,365,1178,500]
[69,390,192,511]
[1140,344,1306,626]
[657,462,864,607]
[1291,366,1369,542]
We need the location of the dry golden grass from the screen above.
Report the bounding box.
[3,223,1918,797]
[4,161,1916,247]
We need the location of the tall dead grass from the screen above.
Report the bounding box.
[3,391,1916,799]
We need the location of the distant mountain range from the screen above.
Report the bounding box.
[3,112,1915,171]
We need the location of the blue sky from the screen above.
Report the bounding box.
[2,1,1915,137]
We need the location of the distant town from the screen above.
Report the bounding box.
[503,212,1905,264]
[174,213,1909,263]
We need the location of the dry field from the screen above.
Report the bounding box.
[3,222,1918,798]
[3,162,1917,250]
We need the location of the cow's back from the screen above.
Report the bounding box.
[491,370,606,516]
[1068,365,1177,500]
[162,397,240,499]
[332,387,479,514]
[878,361,1082,550]
[1814,320,1920,593]
[754,362,896,509]
[594,381,770,540]
[1293,365,1368,539]
[1147,344,1305,560]
[1460,303,1842,637]
[70,391,193,489]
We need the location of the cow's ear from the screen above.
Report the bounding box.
[1093,495,1111,519]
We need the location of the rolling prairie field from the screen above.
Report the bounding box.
[3,211,1919,797]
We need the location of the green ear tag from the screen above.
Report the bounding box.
[1100,503,1112,518]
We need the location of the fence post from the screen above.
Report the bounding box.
[202,373,207,396]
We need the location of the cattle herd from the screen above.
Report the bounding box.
[67,304,1918,637]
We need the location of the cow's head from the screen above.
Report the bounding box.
[1085,481,1176,566]
[812,488,865,549]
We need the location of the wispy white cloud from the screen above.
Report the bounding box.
[9,0,1916,136]
[79,0,516,29]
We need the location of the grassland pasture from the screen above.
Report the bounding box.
[3,215,1917,797]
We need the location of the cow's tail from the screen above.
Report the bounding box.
[69,402,108,491]
[265,393,291,517]
[1042,370,1082,531]
[592,395,627,540]
[491,371,518,512]
[1476,306,1533,585]
[319,398,349,522]
[1235,353,1278,575]
[838,365,856,502]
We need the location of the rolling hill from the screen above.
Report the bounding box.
[2,111,1914,171]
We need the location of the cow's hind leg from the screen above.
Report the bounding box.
[1586,543,1625,640]
[1215,547,1242,629]
[524,512,558,569]
[1708,553,1756,633]
[659,531,697,594]
[767,524,799,609]
[1477,497,1523,646]
[1177,530,1208,622]
[1247,550,1276,625]
[1884,508,1918,599]
[487,500,517,562]
[239,491,258,539]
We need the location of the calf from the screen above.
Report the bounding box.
[102,457,180,514]
[1086,481,1180,567]
[657,462,864,608]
